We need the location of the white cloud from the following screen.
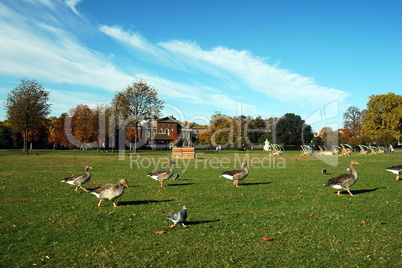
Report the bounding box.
[65,0,81,16]
[100,26,349,108]
[159,41,349,106]
[0,2,133,92]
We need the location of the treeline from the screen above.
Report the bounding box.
[2,78,401,151]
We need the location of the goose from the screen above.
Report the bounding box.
[324,160,359,196]
[90,179,129,207]
[166,205,187,228]
[220,161,249,187]
[61,165,92,192]
[147,160,177,188]
[386,165,402,181]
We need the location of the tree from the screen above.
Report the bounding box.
[247,116,270,145]
[69,105,98,148]
[343,106,364,137]
[48,114,74,149]
[112,81,164,152]
[4,78,51,153]
[362,93,402,140]
[0,121,13,148]
[375,132,397,146]
[274,113,313,145]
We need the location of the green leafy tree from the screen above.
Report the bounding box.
[362,93,402,140]
[4,78,51,153]
[275,113,313,145]
[0,121,13,148]
[247,116,270,145]
[112,80,164,152]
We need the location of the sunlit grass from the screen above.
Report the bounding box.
[0,149,401,267]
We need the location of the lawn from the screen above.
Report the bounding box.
[1,149,401,267]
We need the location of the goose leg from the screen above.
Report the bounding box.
[97,200,103,207]
[74,186,79,192]
[112,202,120,208]
[182,223,187,228]
[336,191,342,196]
[169,225,176,229]
[159,181,164,188]
[80,186,90,192]
[347,190,356,196]
[235,181,240,187]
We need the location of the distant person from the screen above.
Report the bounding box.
[389,144,394,153]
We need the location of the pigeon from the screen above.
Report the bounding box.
[166,205,187,228]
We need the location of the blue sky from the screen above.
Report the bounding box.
[1,0,401,131]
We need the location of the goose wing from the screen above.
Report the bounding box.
[92,183,114,194]
[62,173,84,182]
[325,173,355,188]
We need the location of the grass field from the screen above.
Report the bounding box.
[1,149,401,267]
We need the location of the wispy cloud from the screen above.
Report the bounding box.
[0,0,349,122]
[65,0,81,16]
[0,1,133,92]
[101,25,349,107]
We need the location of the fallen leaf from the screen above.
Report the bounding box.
[154,231,165,234]
[308,214,314,217]
[50,221,56,224]
[71,207,77,209]
[261,237,274,241]
[359,222,367,225]
[270,198,275,200]
[69,221,76,224]
[381,222,387,224]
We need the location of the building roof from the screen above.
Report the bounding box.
[157,116,179,124]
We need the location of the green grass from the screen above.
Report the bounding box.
[1,149,401,267]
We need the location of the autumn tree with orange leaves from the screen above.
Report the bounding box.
[69,105,98,148]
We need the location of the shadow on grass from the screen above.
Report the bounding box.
[185,219,221,225]
[342,187,385,195]
[240,182,272,186]
[118,199,174,206]
[168,183,196,187]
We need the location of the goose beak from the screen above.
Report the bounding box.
[124,184,129,188]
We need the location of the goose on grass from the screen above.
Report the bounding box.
[147,160,178,188]
[324,160,359,196]
[386,165,402,181]
[220,161,248,187]
[61,165,92,192]
[91,179,129,207]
